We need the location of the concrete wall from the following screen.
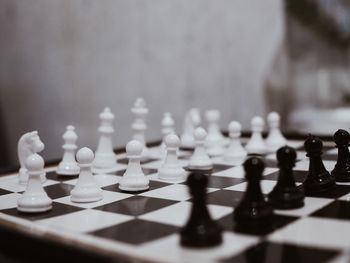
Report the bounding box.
[0,0,284,165]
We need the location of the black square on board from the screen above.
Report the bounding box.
[46,171,78,182]
[93,195,178,216]
[0,188,12,196]
[205,190,245,208]
[306,184,350,199]
[118,157,159,165]
[90,219,178,245]
[0,202,83,221]
[218,213,298,236]
[44,183,74,199]
[311,200,350,221]
[102,180,170,193]
[220,241,339,263]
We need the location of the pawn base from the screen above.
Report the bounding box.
[17,195,52,213]
[180,223,222,248]
[119,177,150,192]
[158,167,186,182]
[332,170,350,182]
[268,188,305,210]
[302,171,335,194]
[71,188,103,203]
[56,163,80,176]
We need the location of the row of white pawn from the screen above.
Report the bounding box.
[17,134,185,213]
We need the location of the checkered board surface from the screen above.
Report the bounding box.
[0,137,350,263]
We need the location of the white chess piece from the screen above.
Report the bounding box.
[93,107,118,170]
[265,112,287,153]
[224,121,247,165]
[180,108,201,148]
[159,112,175,154]
[17,153,52,213]
[17,131,46,185]
[56,126,80,175]
[188,127,213,170]
[158,134,186,182]
[131,98,149,161]
[71,147,103,203]
[119,140,150,192]
[205,109,225,156]
[245,116,267,155]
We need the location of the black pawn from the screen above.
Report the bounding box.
[303,135,335,194]
[331,129,350,182]
[180,172,222,247]
[233,157,273,225]
[268,146,304,209]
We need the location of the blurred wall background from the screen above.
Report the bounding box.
[0,0,284,166]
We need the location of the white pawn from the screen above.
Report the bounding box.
[188,127,213,170]
[119,140,150,192]
[180,108,201,149]
[158,134,186,182]
[224,121,247,165]
[93,107,118,170]
[131,98,149,161]
[265,112,287,153]
[71,148,103,203]
[56,126,80,175]
[245,116,267,155]
[205,109,225,156]
[159,112,175,155]
[17,153,52,213]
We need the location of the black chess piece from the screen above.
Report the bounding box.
[331,129,350,182]
[268,146,304,209]
[233,157,273,226]
[302,135,335,194]
[180,172,222,247]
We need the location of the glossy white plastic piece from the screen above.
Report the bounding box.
[17,153,52,213]
[180,108,201,148]
[205,109,225,156]
[71,147,103,203]
[56,125,80,175]
[245,116,267,155]
[224,121,247,165]
[119,140,150,191]
[93,107,118,170]
[158,134,186,182]
[188,127,213,170]
[17,131,46,185]
[159,112,176,155]
[131,98,149,161]
[265,112,287,153]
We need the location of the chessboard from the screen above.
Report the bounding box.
[0,135,349,263]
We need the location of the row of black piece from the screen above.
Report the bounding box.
[180,129,350,248]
